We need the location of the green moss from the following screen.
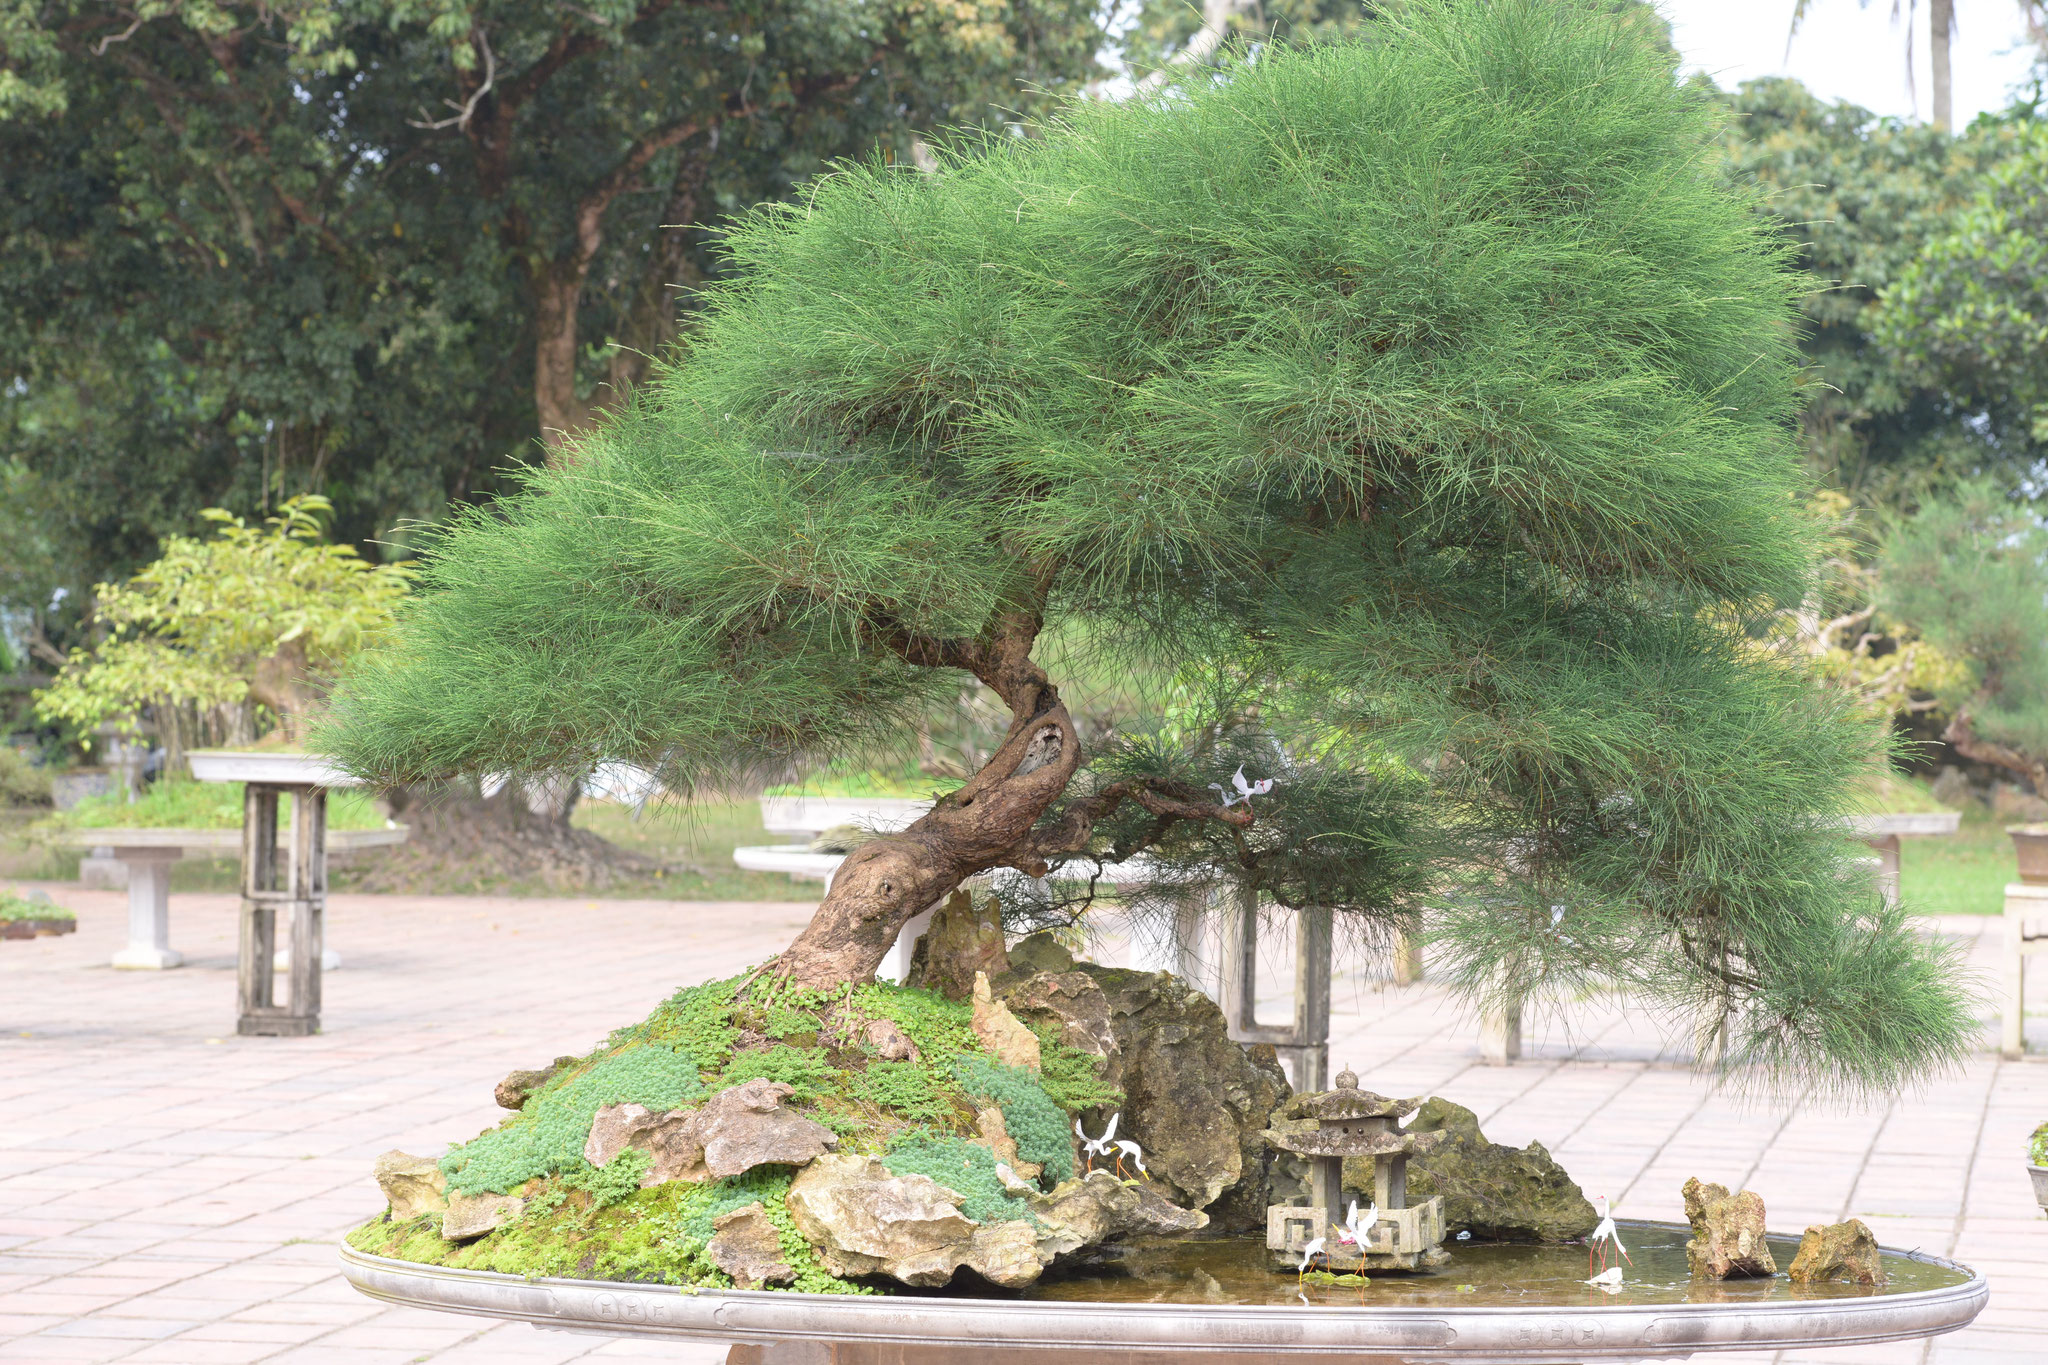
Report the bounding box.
[1302,1270,1370,1287]
[632,975,743,1067]
[563,1148,653,1207]
[881,1133,1036,1226]
[1029,1026,1123,1115]
[0,889,70,923]
[853,1061,958,1128]
[441,1043,704,1195]
[711,1045,845,1105]
[850,980,978,1062]
[951,1056,1075,1183]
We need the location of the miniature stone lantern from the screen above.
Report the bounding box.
[1263,1067,1450,1272]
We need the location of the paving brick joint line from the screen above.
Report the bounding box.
[2,888,2043,1364]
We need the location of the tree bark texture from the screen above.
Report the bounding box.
[1943,707,2048,795]
[1930,0,1953,133]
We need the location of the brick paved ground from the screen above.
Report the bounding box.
[0,886,2042,1364]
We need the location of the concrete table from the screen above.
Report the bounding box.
[188,751,397,1036]
[1846,811,1961,906]
[57,825,405,973]
[2000,881,2048,1058]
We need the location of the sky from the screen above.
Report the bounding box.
[1662,0,2040,124]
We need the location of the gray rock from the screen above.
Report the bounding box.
[1030,964,1291,1232]
[707,1202,795,1288]
[971,971,1042,1071]
[787,1153,1047,1288]
[1683,1177,1775,1279]
[906,889,1010,1001]
[372,1150,447,1222]
[586,1079,837,1188]
[1006,930,1076,977]
[1002,969,1119,1075]
[495,1055,578,1111]
[1031,1170,1209,1243]
[1346,1097,1596,1242]
[441,1190,524,1241]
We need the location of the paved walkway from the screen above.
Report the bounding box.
[0,887,2041,1364]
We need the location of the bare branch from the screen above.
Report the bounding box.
[409,28,497,132]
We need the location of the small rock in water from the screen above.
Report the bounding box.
[372,1150,447,1221]
[442,1190,525,1241]
[1682,1177,1776,1279]
[707,1202,795,1288]
[1788,1218,1885,1286]
[1350,1097,1595,1242]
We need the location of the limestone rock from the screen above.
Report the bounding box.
[971,971,1042,1072]
[373,1150,447,1222]
[1002,970,1119,1078]
[1788,1218,1885,1287]
[1346,1097,1596,1242]
[975,1106,1042,1184]
[586,1079,836,1187]
[1022,964,1289,1233]
[908,890,1011,1001]
[787,1153,1055,1288]
[1683,1178,1776,1279]
[1006,930,1076,977]
[707,1202,795,1289]
[863,1017,921,1063]
[442,1190,524,1241]
[584,1102,663,1169]
[494,1055,577,1111]
[1032,1170,1209,1244]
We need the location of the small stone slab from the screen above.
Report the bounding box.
[442,1190,525,1241]
[496,1056,577,1111]
[1262,1127,1448,1158]
[971,971,1042,1071]
[373,1150,448,1222]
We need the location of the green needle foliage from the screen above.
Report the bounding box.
[322,0,1974,1096]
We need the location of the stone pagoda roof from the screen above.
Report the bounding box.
[1279,1067,1422,1123]
[1261,1125,1450,1159]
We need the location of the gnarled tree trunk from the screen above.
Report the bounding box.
[1944,707,2048,796]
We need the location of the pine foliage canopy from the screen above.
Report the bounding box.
[324,0,1974,1095]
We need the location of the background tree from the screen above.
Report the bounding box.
[1721,78,2035,505]
[322,0,1974,1093]
[1878,478,2048,790]
[35,496,412,761]
[0,0,1103,590]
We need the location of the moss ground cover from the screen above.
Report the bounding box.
[51,778,385,831]
[0,888,71,922]
[355,968,1116,1291]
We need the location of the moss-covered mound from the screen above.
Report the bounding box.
[347,970,1121,1291]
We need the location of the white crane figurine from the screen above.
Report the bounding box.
[1113,1138,1147,1178]
[1584,1265,1624,1291]
[1296,1235,1326,1283]
[1075,1112,1119,1173]
[1587,1194,1632,1276]
[1336,1199,1379,1253]
[1209,765,1274,811]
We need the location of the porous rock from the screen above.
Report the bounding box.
[1345,1097,1596,1242]
[971,971,1042,1071]
[1788,1218,1884,1286]
[373,1150,447,1222]
[863,1017,920,1062]
[442,1190,525,1241]
[908,890,1011,1001]
[786,1153,1056,1288]
[1683,1177,1776,1279]
[494,1055,578,1111]
[975,1106,1042,1183]
[1011,964,1290,1233]
[1031,1170,1209,1243]
[586,1078,837,1186]
[1002,969,1119,1076]
[1006,930,1076,977]
[707,1202,795,1289]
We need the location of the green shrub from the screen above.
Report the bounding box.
[882,1132,1036,1226]
[1030,1027,1123,1115]
[54,777,383,830]
[441,1043,704,1195]
[0,889,70,923]
[851,980,978,1062]
[0,748,50,807]
[951,1056,1075,1183]
[562,1147,653,1207]
[854,1061,958,1127]
[2030,1121,2048,1168]
[711,1045,845,1105]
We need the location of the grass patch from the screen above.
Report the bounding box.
[51,778,386,831]
[1899,818,2014,917]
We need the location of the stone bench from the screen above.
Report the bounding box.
[57,826,406,971]
[1845,811,1962,906]
[2002,882,2048,1058]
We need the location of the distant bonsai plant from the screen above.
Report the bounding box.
[324,0,1972,1094]
[2030,1121,2048,1169]
[1879,480,2048,794]
[37,496,411,755]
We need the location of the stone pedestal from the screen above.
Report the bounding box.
[111,848,182,970]
[236,784,326,1037]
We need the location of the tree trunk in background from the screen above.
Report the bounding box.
[354,779,654,893]
[1930,0,1953,132]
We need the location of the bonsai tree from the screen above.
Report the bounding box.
[324,0,1973,1093]
[38,496,411,757]
[1879,479,2048,792]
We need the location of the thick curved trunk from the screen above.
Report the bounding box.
[775,689,1081,990]
[1943,707,2048,796]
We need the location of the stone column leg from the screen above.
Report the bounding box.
[1479,996,1522,1065]
[110,849,182,969]
[1393,923,1424,985]
[1868,833,1902,908]
[2005,885,2028,1060]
